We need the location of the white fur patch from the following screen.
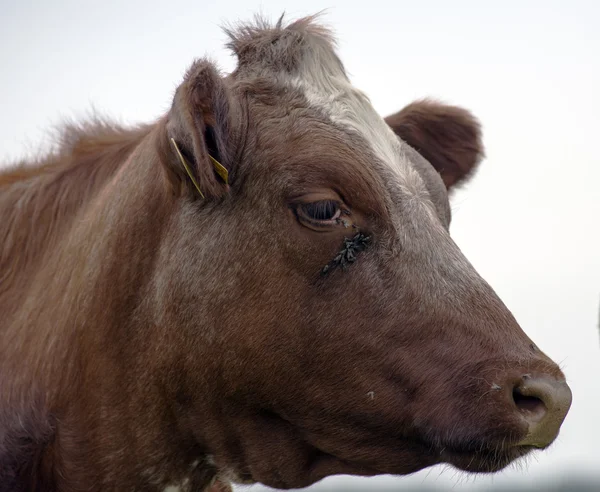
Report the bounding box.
[163,477,190,492]
[286,44,428,199]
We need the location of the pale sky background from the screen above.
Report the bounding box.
[1,0,599,490]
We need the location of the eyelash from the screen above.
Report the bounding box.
[296,200,341,223]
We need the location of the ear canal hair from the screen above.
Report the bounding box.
[385,99,484,190]
[161,59,232,199]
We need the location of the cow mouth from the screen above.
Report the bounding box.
[439,442,536,473]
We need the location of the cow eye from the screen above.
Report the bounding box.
[297,200,341,223]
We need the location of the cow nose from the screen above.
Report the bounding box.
[511,375,572,448]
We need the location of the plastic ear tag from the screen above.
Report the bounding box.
[209,155,229,185]
[170,138,205,199]
[170,138,229,197]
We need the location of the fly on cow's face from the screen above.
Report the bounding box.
[335,209,352,228]
[321,232,371,275]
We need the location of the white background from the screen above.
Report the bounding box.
[2,1,599,490]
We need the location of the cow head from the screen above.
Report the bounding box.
[153,15,571,490]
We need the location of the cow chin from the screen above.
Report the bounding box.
[217,415,538,490]
[214,417,527,490]
[440,444,535,473]
[411,410,536,474]
[221,432,534,490]
[235,439,534,489]
[222,440,438,491]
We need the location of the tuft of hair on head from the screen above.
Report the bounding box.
[222,12,338,74]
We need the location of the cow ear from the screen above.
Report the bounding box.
[384,99,484,190]
[161,59,232,199]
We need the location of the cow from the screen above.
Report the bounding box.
[0,14,572,492]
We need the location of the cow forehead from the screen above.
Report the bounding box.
[225,15,429,201]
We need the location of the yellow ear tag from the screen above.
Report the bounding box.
[170,138,205,199]
[209,155,229,185]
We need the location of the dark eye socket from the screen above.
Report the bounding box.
[297,200,341,222]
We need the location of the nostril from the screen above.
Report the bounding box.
[512,386,547,422]
[512,375,572,448]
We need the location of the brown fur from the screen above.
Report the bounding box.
[1,14,570,492]
[385,99,484,189]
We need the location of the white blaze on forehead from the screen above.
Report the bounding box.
[286,39,428,199]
